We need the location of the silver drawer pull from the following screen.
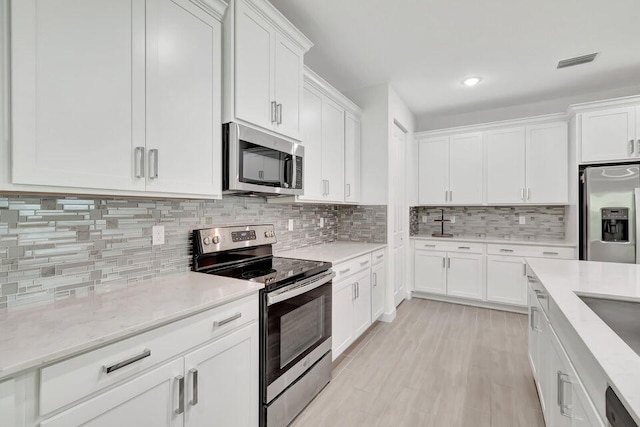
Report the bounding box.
[134,146,145,178]
[376,254,384,259]
[557,371,572,417]
[213,312,241,327]
[423,244,436,248]
[534,289,548,300]
[360,260,369,266]
[543,251,559,256]
[103,349,151,374]
[499,249,514,253]
[339,268,351,274]
[189,368,199,406]
[175,375,184,414]
[458,246,471,250]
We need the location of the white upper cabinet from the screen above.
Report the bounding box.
[448,133,483,204]
[418,137,449,205]
[300,86,325,201]
[344,112,362,204]
[224,0,312,141]
[485,127,527,204]
[486,122,568,205]
[321,98,346,202]
[145,0,222,197]
[10,0,226,198]
[526,122,568,204]
[580,106,637,163]
[11,0,146,192]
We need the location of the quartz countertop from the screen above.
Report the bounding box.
[526,258,640,424]
[411,234,577,248]
[276,241,387,265]
[0,272,263,380]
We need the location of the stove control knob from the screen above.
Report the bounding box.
[212,236,220,244]
[203,236,211,245]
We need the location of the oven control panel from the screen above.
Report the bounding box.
[194,224,277,254]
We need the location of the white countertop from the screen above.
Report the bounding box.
[411,234,577,248]
[0,272,263,380]
[526,258,640,423]
[277,241,387,265]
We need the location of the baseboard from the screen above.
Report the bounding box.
[379,309,396,323]
[411,291,527,314]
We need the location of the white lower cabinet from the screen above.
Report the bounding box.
[352,269,372,338]
[528,281,604,427]
[0,379,17,427]
[413,248,483,301]
[486,255,527,306]
[332,277,355,358]
[413,250,447,294]
[370,253,386,321]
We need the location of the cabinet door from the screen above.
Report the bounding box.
[0,379,16,427]
[234,0,274,130]
[580,107,636,163]
[145,0,222,196]
[528,287,541,383]
[547,335,572,427]
[344,112,362,204]
[485,128,526,204]
[486,255,527,306]
[40,359,184,427]
[11,0,146,191]
[371,261,385,321]
[184,323,258,427]
[448,132,483,204]
[418,138,449,205]
[332,278,355,359]
[352,269,372,339]
[446,253,484,300]
[413,250,447,295]
[299,86,324,201]
[273,32,303,140]
[321,98,345,202]
[526,123,568,204]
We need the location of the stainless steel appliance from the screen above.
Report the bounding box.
[606,386,638,426]
[223,122,304,196]
[192,225,333,427]
[580,164,640,263]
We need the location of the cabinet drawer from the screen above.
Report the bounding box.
[333,254,372,281]
[414,240,484,254]
[371,248,386,265]
[40,294,258,415]
[487,244,575,259]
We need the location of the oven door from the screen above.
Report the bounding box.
[225,122,304,195]
[263,271,333,403]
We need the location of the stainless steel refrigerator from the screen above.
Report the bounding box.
[581,164,640,263]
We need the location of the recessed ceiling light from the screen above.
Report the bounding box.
[462,77,481,87]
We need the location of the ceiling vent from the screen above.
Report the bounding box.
[557,53,598,69]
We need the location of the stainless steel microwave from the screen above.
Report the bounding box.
[223,122,304,196]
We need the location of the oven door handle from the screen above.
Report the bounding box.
[267,271,335,306]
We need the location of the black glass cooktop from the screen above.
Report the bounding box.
[205,256,331,290]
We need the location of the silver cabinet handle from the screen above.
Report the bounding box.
[499,248,514,253]
[376,254,384,260]
[271,101,277,123]
[630,139,635,155]
[527,188,531,200]
[189,368,198,406]
[352,283,356,300]
[346,184,351,197]
[134,147,145,178]
[543,251,559,256]
[534,289,548,300]
[447,257,451,269]
[636,140,640,155]
[175,375,185,414]
[360,260,369,266]
[449,190,453,202]
[213,312,241,327]
[445,189,448,202]
[442,257,446,268]
[423,244,436,248]
[149,149,159,179]
[557,371,572,417]
[523,263,527,276]
[521,188,525,201]
[327,180,330,195]
[529,306,537,331]
[339,268,351,274]
[458,246,471,250]
[103,349,151,373]
[373,272,377,287]
[277,103,282,125]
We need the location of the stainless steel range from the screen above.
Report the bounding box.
[192,224,333,427]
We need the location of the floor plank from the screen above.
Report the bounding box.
[291,298,544,427]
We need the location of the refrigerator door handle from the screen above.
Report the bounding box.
[635,188,640,264]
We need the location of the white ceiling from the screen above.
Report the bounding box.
[269,0,640,127]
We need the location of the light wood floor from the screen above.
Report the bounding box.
[291,298,544,427]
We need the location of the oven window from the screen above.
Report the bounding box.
[279,296,325,368]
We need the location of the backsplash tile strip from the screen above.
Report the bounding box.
[0,195,386,308]
[410,206,565,241]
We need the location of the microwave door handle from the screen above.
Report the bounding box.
[291,155,297,190]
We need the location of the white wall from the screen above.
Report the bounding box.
[345,84,390,205]
[418,84,640,131]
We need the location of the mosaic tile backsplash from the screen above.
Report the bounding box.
[337,205,387,243]
[0,195,385,309]
[410,206,565,241]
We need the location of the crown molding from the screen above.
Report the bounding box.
[567,94,640,115]
[304,66,362,116]
[241,0,313,52]
[190,0,228,20]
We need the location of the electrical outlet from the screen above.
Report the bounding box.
[288,219,294,231]
[422,216,428,223]
[519,215,526,225]
[450,216,456,224]
[152,225,165,245]
[319,218,324,228]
